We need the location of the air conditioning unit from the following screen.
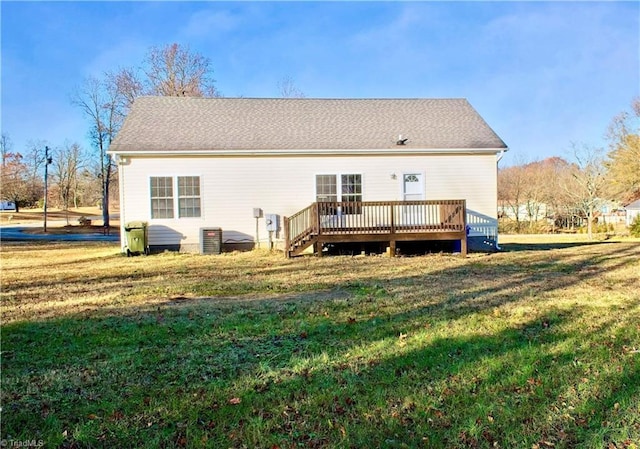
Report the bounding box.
[201,228,222,255]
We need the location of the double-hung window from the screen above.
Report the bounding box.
[315,174,362,214]
[340,174,362,214]
[177,176,201,218]
[150,176,201,219]
[316,174,338,215]
[150,177,174,219]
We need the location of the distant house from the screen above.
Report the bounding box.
[597,200,626,225]
[0,201,16,211]
[498,201,549,222]
[625,199,640,226]
[108,97,507,256]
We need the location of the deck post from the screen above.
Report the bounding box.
[389,240,396,257]
[314,203,322,256]
[283,216,290,258]
[390,204,396,234]
[461,199,468,257]
[314,202,321,235]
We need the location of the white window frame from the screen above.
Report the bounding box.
[149,175,203,220]
[177,176,202,218]
[150,176,175,219]
[315,173,363,202]
[315,173,363,215]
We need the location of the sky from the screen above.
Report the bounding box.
[1,1,638,167]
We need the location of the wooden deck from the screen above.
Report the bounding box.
[283,200,467,257]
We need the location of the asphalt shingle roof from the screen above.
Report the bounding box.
[109,97,507,153]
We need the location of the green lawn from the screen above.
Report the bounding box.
[1,239,639,448]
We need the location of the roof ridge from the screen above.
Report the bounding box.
[136,96,469,101]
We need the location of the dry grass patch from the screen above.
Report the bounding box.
[1,239,639,448]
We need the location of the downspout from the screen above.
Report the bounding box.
[115,154,127,252]
[495,149,506,250]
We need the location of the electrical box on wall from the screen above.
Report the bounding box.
[253,208,263,218]
[265,214,279,232]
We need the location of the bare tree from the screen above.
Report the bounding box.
[1,133,11,167]
[53,142,85,224]
[540,157,573,232]
[106,68,144,117]
[562,144,607,239]
[72,43,218,226]
[0,152,27,211]
[277,76,306,98]
[521,159,549,227]
[72,76,123,227]
[0,139,51,211]
[144,43,217,97]
[606,97,640,203]
[13,141,48,209]
[498,164,525,231]
[498,154,536,232]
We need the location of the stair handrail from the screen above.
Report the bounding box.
[284,202,318,254]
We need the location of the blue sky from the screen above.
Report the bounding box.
[1,1,638,166]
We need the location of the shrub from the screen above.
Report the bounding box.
[630,215,640,237]
[78,216,92,226]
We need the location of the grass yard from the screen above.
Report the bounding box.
[1,239,639,448]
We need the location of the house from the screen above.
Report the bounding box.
[0,201,16,211]
[498,201,549,223]
[108,97,508,256]
[597,200,626,226]
[625,199,640,227]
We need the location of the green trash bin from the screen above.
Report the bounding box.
[124,221,149,256]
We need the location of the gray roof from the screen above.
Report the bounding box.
[626,199,640,209]
[109,96,507,153]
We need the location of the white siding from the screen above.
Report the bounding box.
[118,153,498,249]
[627,208,640,227]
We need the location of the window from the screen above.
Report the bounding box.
[315,174,362,214]
[405,174,420,183]
[315,175,337,202]
[341,174,362,202]
[316,175,338,215]
[150,177,174,219]
[150,176,201,219]
[178,176,201,218]
[341,174,362,214]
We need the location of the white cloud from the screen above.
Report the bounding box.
[82,40,149,77]
[181,8,241,39]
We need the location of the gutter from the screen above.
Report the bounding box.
[495,148,508,251]
[107,147,508,158]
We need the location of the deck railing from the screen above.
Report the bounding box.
[285,200,466,256]
[283,203,317,251]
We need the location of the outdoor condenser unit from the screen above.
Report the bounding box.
[201,228,223,255]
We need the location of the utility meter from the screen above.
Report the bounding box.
[265,214,279,232]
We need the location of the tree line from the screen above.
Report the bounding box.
[0,138,101,216]
[498,97,639,238]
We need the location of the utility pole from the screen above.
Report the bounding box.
[43,146,53,232]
